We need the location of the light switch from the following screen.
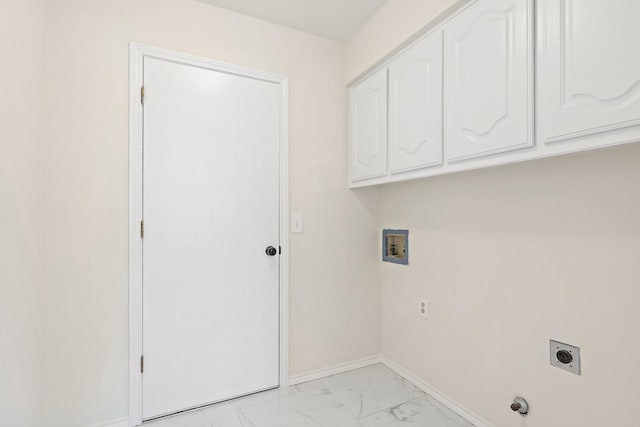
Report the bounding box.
[291,212,303,234]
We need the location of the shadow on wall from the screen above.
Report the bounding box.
[379,143,640,236]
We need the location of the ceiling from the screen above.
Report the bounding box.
[196,0,388,41]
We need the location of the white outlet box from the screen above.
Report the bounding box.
[290,212,303,234]
[418,298,428,319]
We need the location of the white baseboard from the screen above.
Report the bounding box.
[84,418,129,427]
[97,355,489,427]
[379,356,494,427]
[288,354,383,385]
[289,354,492,427]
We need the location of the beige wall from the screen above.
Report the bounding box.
[378,146,640,427]
[345,0,458,81]
[347,1,640,426]
[43,0,378,425]
[0,0,45,426]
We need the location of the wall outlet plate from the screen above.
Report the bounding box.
[550,340,581,375]
[418,298,428,319]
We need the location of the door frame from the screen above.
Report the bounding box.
[128,42,290,427]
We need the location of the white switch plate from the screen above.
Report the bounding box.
[418,298,428,319]
[291,212,303,234]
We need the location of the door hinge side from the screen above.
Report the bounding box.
[141,86,145,104]
[140,355,144,373]
[140,220,144,238]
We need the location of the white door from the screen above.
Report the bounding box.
[142,57,281,420]
[444,0,533,162]
[349,68,388,182]
[539,0,640,144]
[388,31,443,174]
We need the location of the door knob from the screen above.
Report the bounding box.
[265,246,278,256]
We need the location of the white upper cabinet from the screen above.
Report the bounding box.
[349,68,388,181]
[444,0,533,162]
[538,0,640,144]
[347,0,639,188]
[388,31,443,174]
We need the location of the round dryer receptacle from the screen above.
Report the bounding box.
[556,350,573,364]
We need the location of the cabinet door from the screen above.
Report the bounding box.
[539,0,640,144]
[388,32,443,174]
[349,68,388,182]
[444,0,533,162]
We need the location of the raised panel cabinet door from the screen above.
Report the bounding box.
[349,68,388,181]
[444,0,533,162]
[539,0,640,144]
[389,31,443,174]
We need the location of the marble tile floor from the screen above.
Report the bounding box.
[145,363,475,427]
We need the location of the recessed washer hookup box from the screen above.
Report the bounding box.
[382,229,408,265]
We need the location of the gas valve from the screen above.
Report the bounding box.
[510,397,529,415]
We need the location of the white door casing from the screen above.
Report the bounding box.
[129,44,289,427]
[539,0,640,144]
[444,0,534,162]
[349,68,388,181]
[388,31,443,174]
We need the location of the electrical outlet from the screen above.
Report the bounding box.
[418,298,428,319]
[550,340,581,375]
